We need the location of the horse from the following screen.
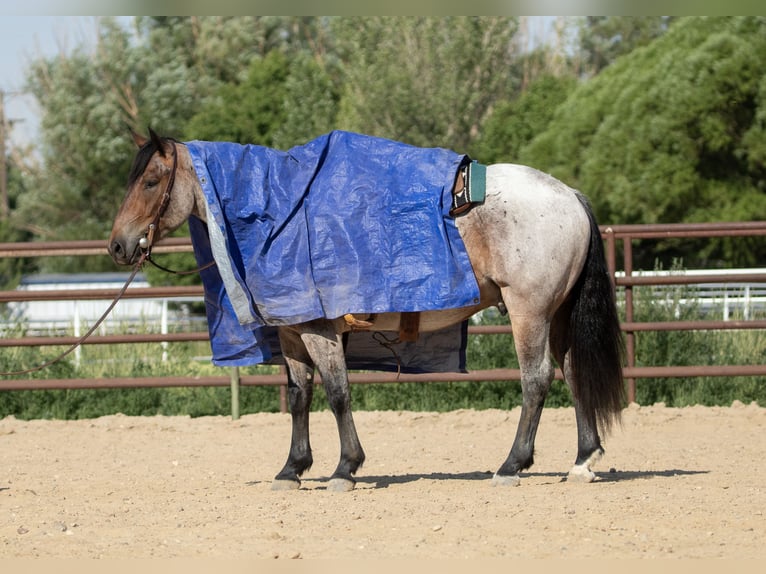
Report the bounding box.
[109,129,625,492]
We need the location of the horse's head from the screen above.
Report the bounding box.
[108,129,200,265]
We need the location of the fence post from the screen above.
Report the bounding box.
[603,226,616,281]
[73,300,82,368]
[230,366,240,420]
[161,299,169,362]
[623,234,637,404]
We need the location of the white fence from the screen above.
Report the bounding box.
[616,268,766,320]
[6,269,765,333]
[3,272,206,363]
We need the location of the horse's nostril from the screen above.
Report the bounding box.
[110,240,124,258]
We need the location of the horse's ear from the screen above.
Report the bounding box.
[148,127,167,158]
[130,129,148,148]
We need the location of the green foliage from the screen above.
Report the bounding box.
[333,17,520,151]
[577,16,674,74]
[472,74,577,163]
[0,386,284,421]
[185,50,339,149]
[0,220,33,291]
[522,16,766,268]
[630,281,766,407]
[271,54,342,150]
[0,144,34,289]
[186,51,290,144]
[15,18,197,268]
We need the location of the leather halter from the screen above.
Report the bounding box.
[138,139,215,276]
[138,139,179,256]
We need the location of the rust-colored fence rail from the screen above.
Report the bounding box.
[2,222,765,414]
[602,221,766,402]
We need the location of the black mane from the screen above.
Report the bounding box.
[126,135,181,188]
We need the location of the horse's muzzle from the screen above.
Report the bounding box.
[108,236,139,266]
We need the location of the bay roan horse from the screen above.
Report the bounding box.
[109,130,625,492]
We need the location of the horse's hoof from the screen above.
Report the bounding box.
[567,464,597,483]
[567,449,602,483]
[327,477,356,492]
[491,473,521,487]
[271,479,301,491]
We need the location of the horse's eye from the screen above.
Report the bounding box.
[144,179,159,190]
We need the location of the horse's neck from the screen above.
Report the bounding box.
[190,181,207,223]
[180,145,208,224]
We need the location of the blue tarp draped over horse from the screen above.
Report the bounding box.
[185,130,480,369]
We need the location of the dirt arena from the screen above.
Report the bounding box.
[1,402,764,559]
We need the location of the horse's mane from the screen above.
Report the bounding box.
[127,136,181,189]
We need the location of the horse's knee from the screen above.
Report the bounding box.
[323,377,351,414]
[287,382,312,410]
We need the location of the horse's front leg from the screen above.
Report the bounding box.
[301,319,365,492]
[272,327,316,491]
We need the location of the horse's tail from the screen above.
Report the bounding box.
[567,192,626,435]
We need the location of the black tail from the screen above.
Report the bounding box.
[568,193,626,435]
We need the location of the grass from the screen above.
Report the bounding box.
[630,282,766,407]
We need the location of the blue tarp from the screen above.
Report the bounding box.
[186,131,479,368]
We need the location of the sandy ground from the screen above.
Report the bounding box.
[1,402,764,559]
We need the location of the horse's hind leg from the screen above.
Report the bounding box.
[300,320,365,492]
[493,313,555,486]
[561,352,603,483]
[550,307,604,484]
[567,396,603,483]
[272,327,316,490]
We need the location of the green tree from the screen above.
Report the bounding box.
[135,16,291,86]
[0,151,34,290]
[333,17,520,152]
[472,74,577,164]
[17,23,134,253]
[16,17,206,271]
[271,52,341,150]
[185,50,339,149]
[185,50,291,145]
[577,16,674,75]
[0,138,32,290]
[522,16,766,268]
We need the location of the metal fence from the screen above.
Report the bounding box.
[2,222,765,415]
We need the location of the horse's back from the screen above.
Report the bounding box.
[457,163,592,316]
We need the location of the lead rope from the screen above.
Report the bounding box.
[0,252,149,376]
[372,331,404,378]
[145,253,216,276]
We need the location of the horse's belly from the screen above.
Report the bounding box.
[336,302,491,335]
